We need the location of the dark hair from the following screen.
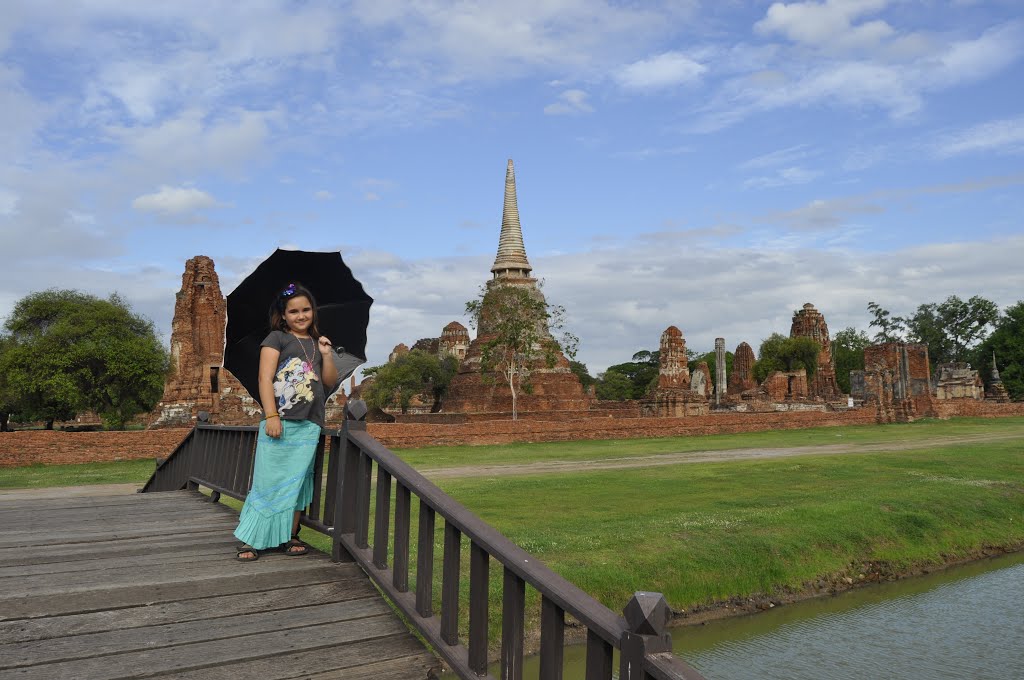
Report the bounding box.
[268,281,320,337]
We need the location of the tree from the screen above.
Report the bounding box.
[465,283,578,420]
[0,336,17,431]
[753,333,787,382]
[867,301,906,343]
[1,290,169,429]
[569,360,595,391]
[753,333,820,382]
[904,295,998,365]
[595,369,634,401]
[978,301,1024,400]
[361,349,457,414]
[596,349,660,400]
[832,327,871,394]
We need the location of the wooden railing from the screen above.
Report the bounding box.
[142,403,707,680]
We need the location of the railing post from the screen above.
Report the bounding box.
[619,592,673,680]
[332,399,367,563]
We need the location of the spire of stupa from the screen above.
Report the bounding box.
[490,159,533,279]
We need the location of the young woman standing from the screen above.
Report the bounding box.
[235,282,338,561]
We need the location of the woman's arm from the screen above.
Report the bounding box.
[318,336,338,389]
[259,345,282,437]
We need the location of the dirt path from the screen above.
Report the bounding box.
[423,431,1024,479]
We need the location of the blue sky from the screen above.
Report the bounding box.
[1,1,1022,376]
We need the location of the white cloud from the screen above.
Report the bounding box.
[109,109,275,180]
[612,146,693,160]
[544,89,594,115]
[314,190,334,201]
[755,0,894,52]
[0,188,17,216]
[132,185,219,217]
[932,116,1024,158]
[347,234,1024,375]
[693,18,1023,132]
[739,144,814,170]
[744,166,822,189]
[347,1,692,83]
[614,52,706,90]
[764,197,885,230]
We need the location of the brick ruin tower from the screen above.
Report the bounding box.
[150,256,255,427]
[789,302,843,401]
[643,326,708,417]
[438,321,470,362]
[442,160,590,414]
[728,342,757,394]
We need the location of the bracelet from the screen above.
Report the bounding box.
[265,413,280,420]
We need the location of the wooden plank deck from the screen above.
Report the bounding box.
[0,487,441,679]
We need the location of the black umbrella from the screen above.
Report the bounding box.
[223,249,373,403]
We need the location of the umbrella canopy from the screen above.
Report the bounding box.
[223,249,373,403]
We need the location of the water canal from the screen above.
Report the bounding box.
[445,551,1024,679]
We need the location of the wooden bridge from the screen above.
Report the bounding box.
[0,405,707,680]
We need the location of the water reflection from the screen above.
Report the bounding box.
[675,552,1024,680]
[442,552,1024,679]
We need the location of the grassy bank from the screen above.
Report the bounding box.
[0,459,154,488]
[394,416,1024,470]
[428,438,1024,610]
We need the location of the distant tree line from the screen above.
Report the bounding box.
[0,290,169,431]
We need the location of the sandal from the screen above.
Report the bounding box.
[236,545,260,562]
[282,537,307,557]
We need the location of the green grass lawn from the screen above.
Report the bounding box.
[393,416,1024,470]
[0,459,155,489]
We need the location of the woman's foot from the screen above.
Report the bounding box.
[236,545,259,561]
[282,538,307,556]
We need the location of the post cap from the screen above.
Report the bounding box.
[624,591,670,636]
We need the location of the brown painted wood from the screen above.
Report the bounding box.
[501,566,526,680]
[373,468,392,568]
[441,520,462,646]
[3,615,408,680]
[540,595,566,680]
[415,500,436,618]
[468,540,491,676]
[165,634,437,680]
[0,488,441,680]
[0,581,374,644]
[393,481,411,592]
[0,599,389,670]
[585,629,614,680]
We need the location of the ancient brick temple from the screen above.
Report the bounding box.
[643,326,708,417]
[442,160,590,414]
[985,354,1011,402]
[438,322,470,362]
[728,342,757,394]
[790,303,843,401]
[851,343,932,402]
[150,256,257,427]
[934,363,985,400]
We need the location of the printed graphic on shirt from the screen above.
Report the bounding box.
[274,357,315,413]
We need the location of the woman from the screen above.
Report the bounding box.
[234,282,338,561]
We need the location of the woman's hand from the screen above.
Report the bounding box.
[265,416,283,438]
[318,335,333,355]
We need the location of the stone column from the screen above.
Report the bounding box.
[715,337,726,405]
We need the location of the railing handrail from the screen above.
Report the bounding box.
[346,427,628,646]
[142,413,706,680]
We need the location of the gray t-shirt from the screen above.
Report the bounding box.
[261,330,326,427]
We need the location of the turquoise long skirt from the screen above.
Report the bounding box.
[233,419,320,550]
